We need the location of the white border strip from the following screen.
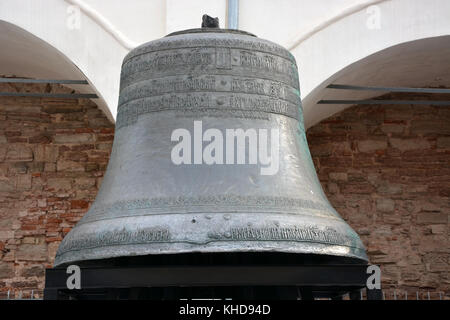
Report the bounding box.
[64,0,139,50]
[286,0,389,50]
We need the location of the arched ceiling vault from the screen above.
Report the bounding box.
[303,36,450,128]
[0,21,112,121]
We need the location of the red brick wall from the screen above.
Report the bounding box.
[307,95,449,299]
[0,84,448,299]
[0,83,114,298]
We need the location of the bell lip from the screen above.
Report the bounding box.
[54,210,368,267]
[165,28,257,38]
[55,252,369,269]
[53,243,368,267]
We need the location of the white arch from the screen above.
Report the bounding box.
[303,36,450,128]
[0,0,133,122]
[64,0,139,50]
[285,0,388,51]
[288,0,450,128]
[2,0,450,126]
[0,20,113,121]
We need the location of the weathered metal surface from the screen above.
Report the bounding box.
[54,28,368,266]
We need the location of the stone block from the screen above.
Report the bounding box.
[17,174,32,190]
[44,162,56,172]
[327,182,339,194]
[0,231,14,240]
[42,105,83,113]
[88,117,113,127]
[376,182,402,195]
[47,178,72,190]
[56,160,85,172]
[410,120,450,135]
[0,263,14,279]
[54,133,94,144]
[358,140,387,152]
[20,265,45,277]
[74,177,96,188]
[0,178,15,192]
[384,106,412,121]
[430,224,446,234]
[47,242,60,261]
[28,134,52,144]
[329,172,347,181]
[34,145,59,162]
[16,244,47,261]
[390,138,431,151]
[0,147,6,161]
[5,145,33,162]
[376,198,395,212]
[381,123,404,134]
[70,200,89,209]
[417,212,447,224]
[309,143,332,156]
[436,137,450,148]
[383,213,402,225]
[340,183,374,194]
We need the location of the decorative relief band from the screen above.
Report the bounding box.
[230,95,297,117]
[239,50,290,74]
[56,227,170,255]
[115,92,300,130]
[121,67,298,94]
[123,49,214,75]
[82,195,333,224]
[180,109,270,121]
[119,75,301,107]
[124,37,296,66]
[118,38,301,133]
[121,75,216,97]
[120,48,298,90]
[216,226,357,248]
[56,225,360,257]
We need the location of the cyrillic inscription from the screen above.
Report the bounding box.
[82,195,332,224]
[230,78,299,103]
[227,226,355,247]
[116,92,300,130]
[119,76,300,107]
[125,37,295,65]
[229,95,298,119]
[125,51,214,74]
[119,76,216,105]
[120,47,299,90]
[116,93,214,129]
[56,227,170,254]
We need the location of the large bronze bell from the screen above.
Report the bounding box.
[54,20,368,267]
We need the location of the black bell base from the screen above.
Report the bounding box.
[44,253,382,300]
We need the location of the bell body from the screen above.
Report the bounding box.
[54,29,367,266]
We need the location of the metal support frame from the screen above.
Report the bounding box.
[318,100,450,105]
[327,84,450,94]
[320,83,450,105]
[0,78,89,85]
[0,77,98,99]
[0,92,98,99]
[44,264,382,300]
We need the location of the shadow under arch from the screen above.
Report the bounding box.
[0,20,112,122]
[302,35,450,129]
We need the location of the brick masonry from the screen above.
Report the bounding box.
[0,83,114,298]
[0,84,448,299]
[307,93,449,299]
